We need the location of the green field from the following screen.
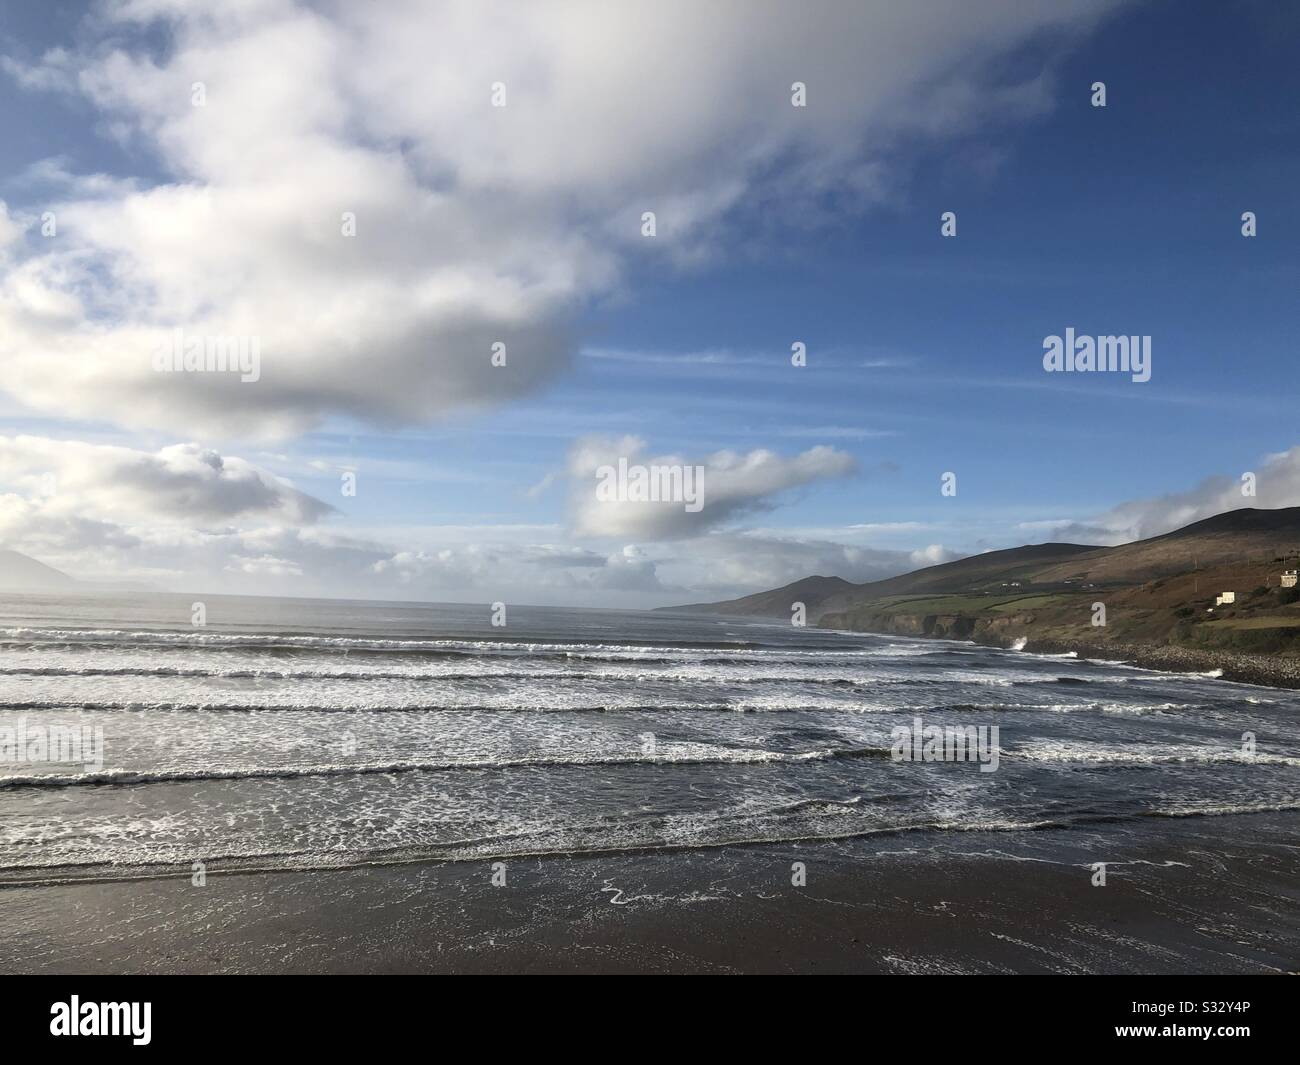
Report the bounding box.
[863,592,1076,616]
[1202,616,1300,631]
[986,594,1075,613]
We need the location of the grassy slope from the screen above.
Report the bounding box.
[665,544,1098,618]
[666,508,1300,664]
[821,556,1300,655]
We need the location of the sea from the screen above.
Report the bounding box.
[1,591,1298,887]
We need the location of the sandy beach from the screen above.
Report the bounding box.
[5,810,1295,975]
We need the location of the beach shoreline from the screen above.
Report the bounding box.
[1021,639,1300,689]
[817,620,1300,689]
[5,811,1296,975]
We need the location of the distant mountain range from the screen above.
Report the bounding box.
[670,508,1300,618]
[0,549,79,592]
[684,541,1100,621]
[665,507,1300,668]
[0,549,157,593]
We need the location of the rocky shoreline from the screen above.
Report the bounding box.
[1012,637,1300,689]
[817,619,1300,689]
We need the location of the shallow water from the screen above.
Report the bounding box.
[1,592,1297,885]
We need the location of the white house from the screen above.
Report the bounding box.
[1282,570,1297,589]
[1215,591,1236,606]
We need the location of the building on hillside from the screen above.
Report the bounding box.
[1215,591,1236,606]
[1282,570,1298,589]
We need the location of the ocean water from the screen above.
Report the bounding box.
[1,592,1298,886]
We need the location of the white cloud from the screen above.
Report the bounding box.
[909,543,961,566]
[0,203,24,251]
[0,0,1122,437]
[0,435,333,526]
[0,429,950,604]
[650,532,940,597]
[0,434,355,589]
[226,553,303,578]
[567,434,857,539]
[1022,446,1300,546]
[369,540,668,598]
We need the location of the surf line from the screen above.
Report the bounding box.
[890,716,1000,773]
[0,717,103,771]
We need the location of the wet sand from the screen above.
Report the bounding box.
[4,811,1297,975]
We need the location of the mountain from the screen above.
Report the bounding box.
[661,507,1300,664]
[0,549,79,592]
[668,574,855,619]
[667,542,1100,619]
[818,542,1100,610]
[1029,507,1300,585]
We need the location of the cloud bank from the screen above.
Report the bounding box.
[0,0,1121,437]
[1024,447,1300,546]
[566,435,857,539]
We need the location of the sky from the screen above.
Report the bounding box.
[0,0,1297,607]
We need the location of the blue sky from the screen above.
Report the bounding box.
[0,0,1296,605]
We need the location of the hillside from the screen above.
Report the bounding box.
[669,574,856,619]
[665,508,1300,679]
[818,542,1100,612]
[1031,508,1300,585]
[667,542,1100,619]
[0,549,78,592]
